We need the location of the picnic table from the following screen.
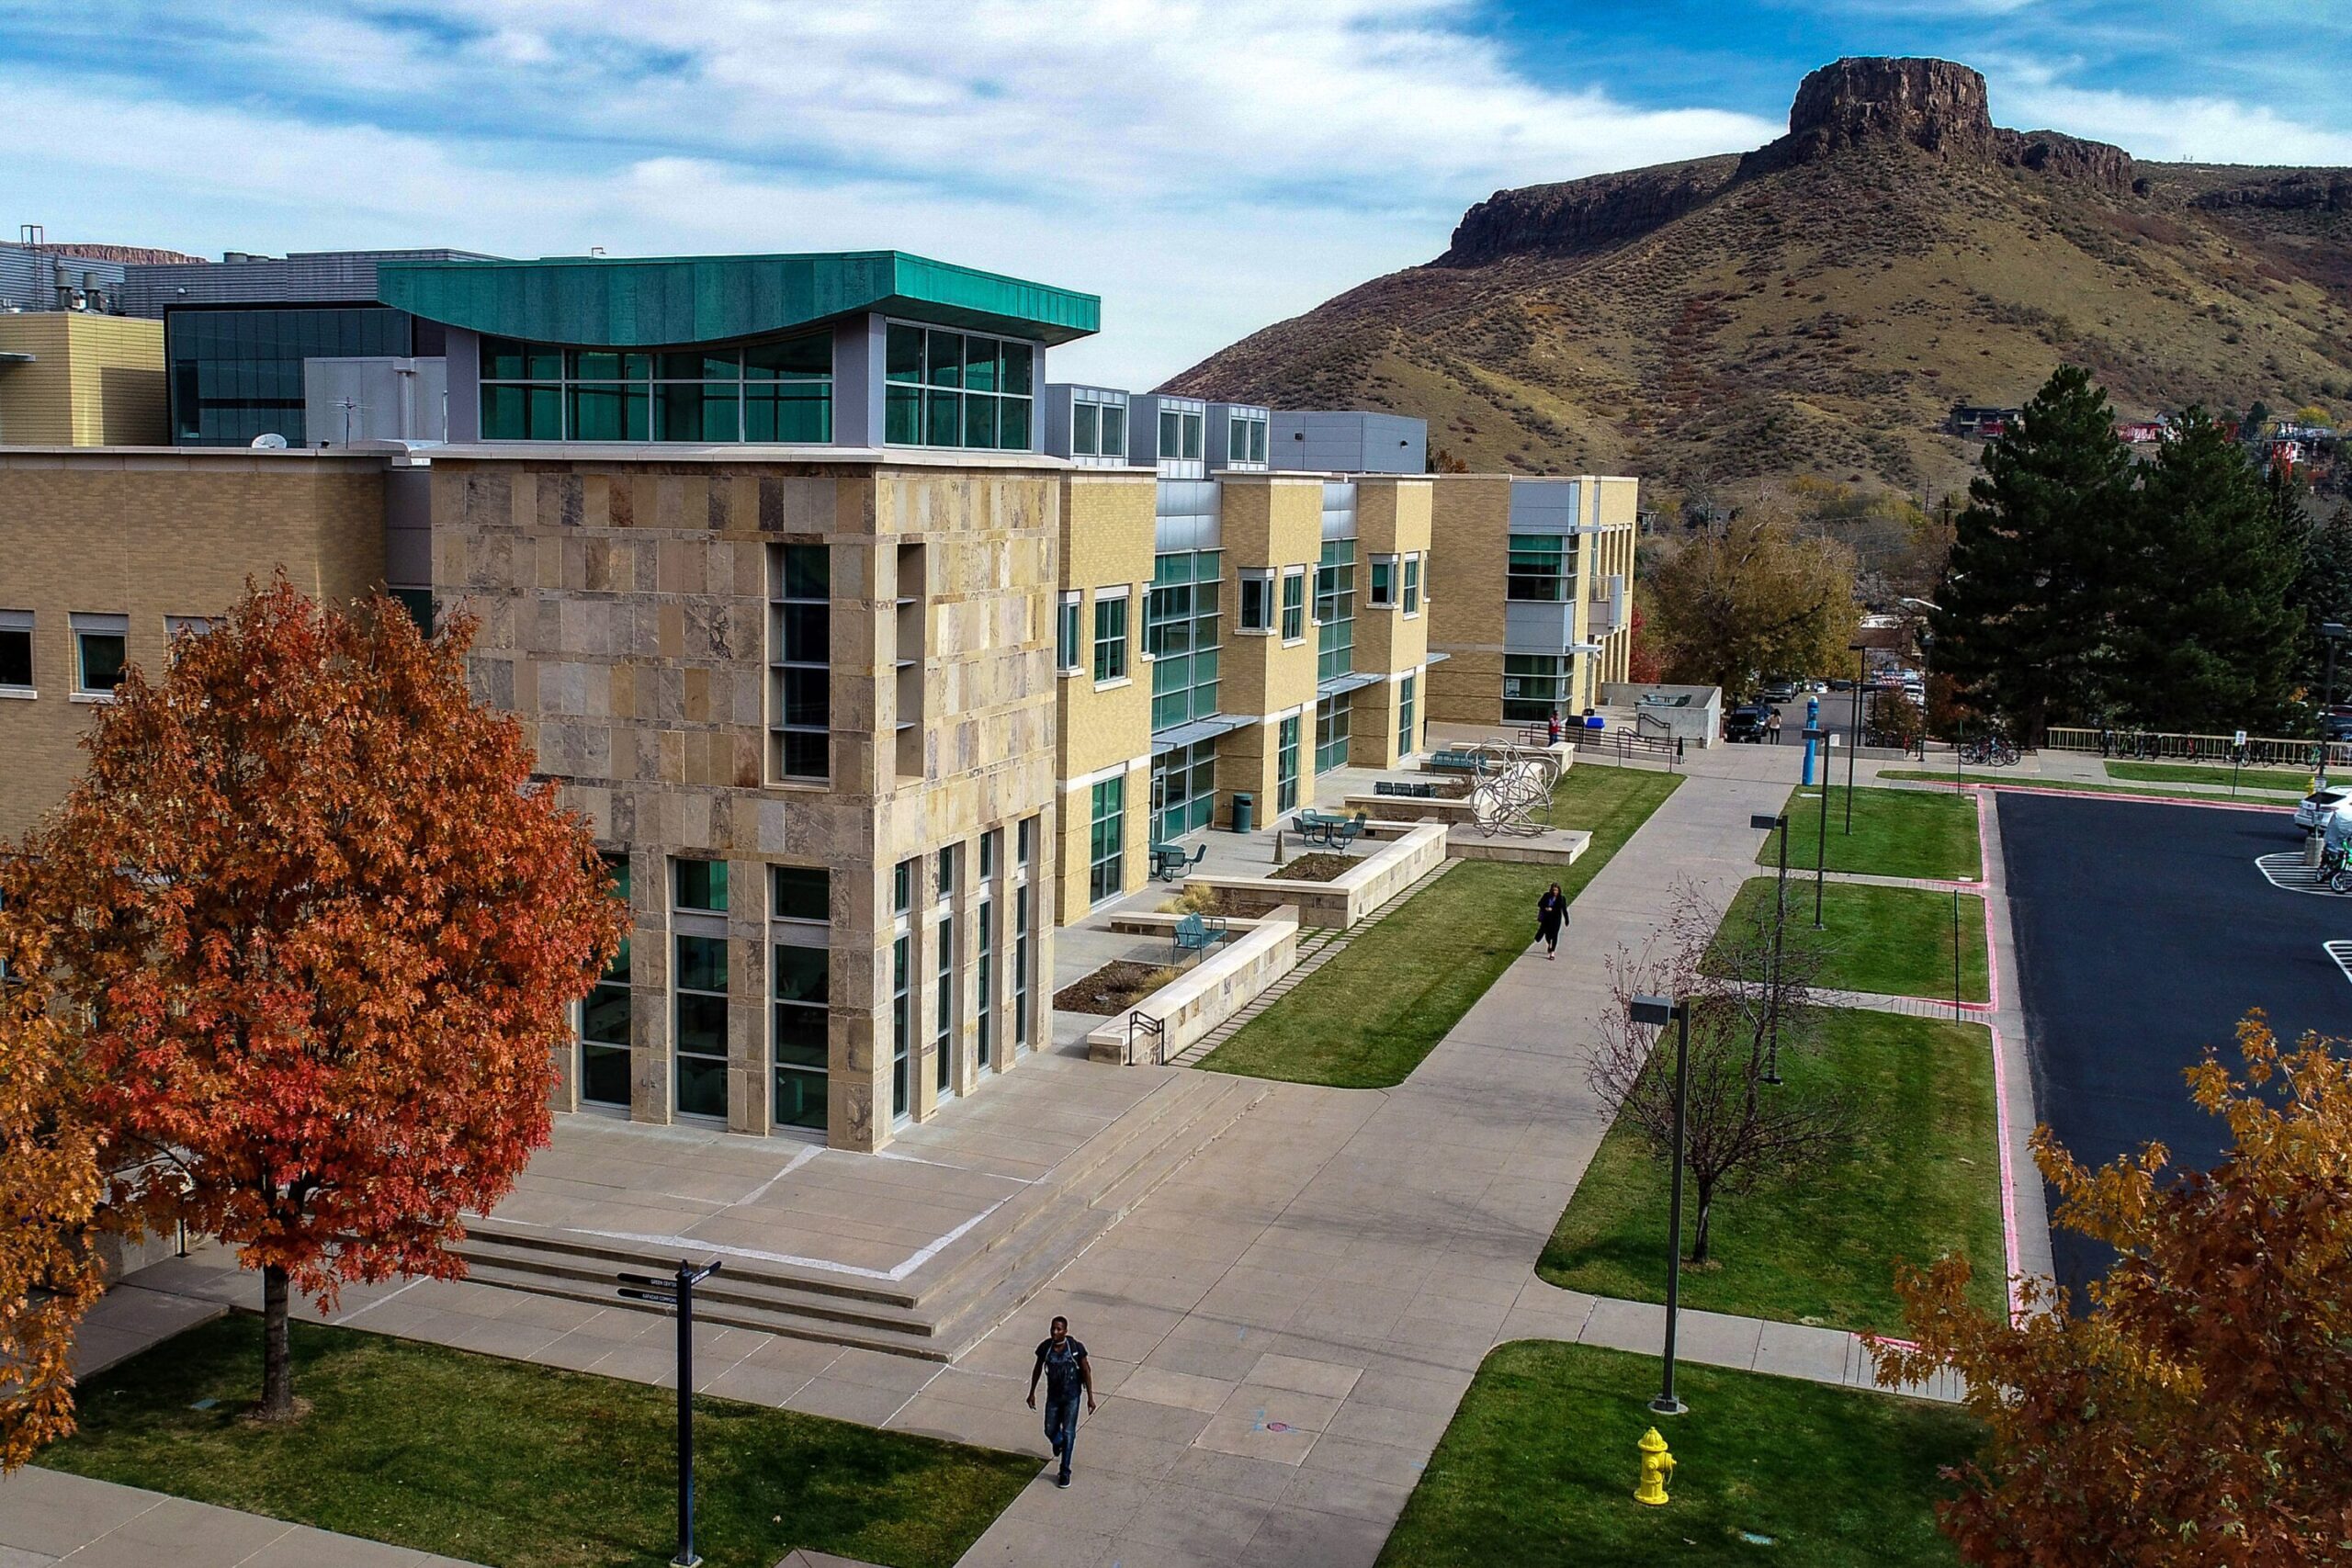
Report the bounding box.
[1292,809,1369,850]
[1149,841,1205,881]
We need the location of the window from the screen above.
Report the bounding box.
[893,858,916,916]
[979,828,1000,879]
[580,852,632,1108]
[882,321,1035,451]
[0,611,31,692]
[1013,879,1033,1050]
[480,331,832,444]
[393,589,434,635]
[1315,541,1356,682]
[1181,412,1203,460]
[1157,406,1203,464]
[1369,555,1396,608]
[933,910,956,1097]
[771,939,828,1132]
[1100,403,1126,458]
[1088,775,1125,904]
[1503,653,1573,722]
[164,615,213,642]
[1069,398,1129,460]
[1398,673,1418,758]
[936,841,957,900]
[768,544,831,782]
[1092,592,1129,683]
[1151,739,1217,841]
[772,864,828,922]
[673,932,729,1119]
[673,856,729,912]
[891,933,911,1120]
[1238,571,1273,635]
[1403,554,1422,616]
[71,614,127,697]
[1226,412,1268,465]
[1276,716,1301,813]
[1315,694,1352,774]
[1056,592,1082,673]
[1280,568,1306,643]
[1147,550,1221,731]
[1017,815,1035,866]
[976,896,995,1070]
[169,304,411,446]
[1507,534,1576,603]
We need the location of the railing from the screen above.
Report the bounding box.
[1125,1011,1166,1066]
[2047,726,2350,771]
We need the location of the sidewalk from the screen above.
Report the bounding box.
[0,1466,484,1567]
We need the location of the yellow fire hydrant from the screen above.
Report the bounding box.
[1633,1427,1676,1506]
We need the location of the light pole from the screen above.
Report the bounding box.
[1803,725,1828,928]
[1846,642,1867,835]
[1751,812,1789,1085]
[2320,622,2347,789]
[619,1259,726,1568]
[1629,992,1690,1416]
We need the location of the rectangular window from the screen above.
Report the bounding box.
[1147,550,1221,732]
[0,611,31,691]
[1315,541,1356,682]
[980,828,1000,879]
[771,938,828,1132]
[1013,879,1033,1051]
[1099,403,1125,457]
[71,613,127,696]
[480,329,831,444]
[1369,556,1396,608]
[673,857,729,913]
[1507,534,1572,603]
[880,321,1035,451]
[1403,554,1422,616]
[1056,592,1082,673]
[1159,409,1178,462]
[1280,569,1306,642]
[1277,715,1301,813]
[1228,416,1249,464]
[893,858,915,915]
[673,932,729,1120]
[1180,412,1203,461]
[933,911,956,1097]
[580,852,632,1109]
[1017,815,1035,866]
[1073,401,1098,457]
[1089,775,1125,905]
[1502,653,1573,722]
[1250,418,1266,464]
[1151,739,1217,842]
[164,615,213,642]
[976,897,994,1071]
[772,864,828,923]
[891,932,911,1120]
[768,543,831,781]
[1398,673,1418,758]
[1092,592,1129,683]
[936,841,957,900]
[1238,571,1273,634]
[1315,694,1353,774]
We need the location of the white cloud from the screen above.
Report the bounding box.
[0,0,1781,386]
[1997,80,2352,166]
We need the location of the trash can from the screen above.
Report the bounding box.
[2305,828,2326,868]
[1231,793,1255,834]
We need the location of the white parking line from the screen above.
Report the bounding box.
[2256,852,2348,897]
[2326,942,2352,986]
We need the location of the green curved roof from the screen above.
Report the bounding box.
[376,250,1099,348]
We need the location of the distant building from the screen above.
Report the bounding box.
[0,311,165,446]
[2115,420,2166,446]
[1947,404,2019,439]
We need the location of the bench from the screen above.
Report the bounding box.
[1172,911,1227,964]
[1426,749,1488,774]
[1374,780,1439,798]
[1149,841,1205,881]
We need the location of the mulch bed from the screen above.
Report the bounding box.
[1270,852,1359,883]
[1053,960,1177,1014]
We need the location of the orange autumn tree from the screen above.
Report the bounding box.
[0,908,107,1469]
[1875,1015,2352,1565]
[6,579,623,1425]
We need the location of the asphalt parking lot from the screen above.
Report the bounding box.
[1998,791,2351,1297]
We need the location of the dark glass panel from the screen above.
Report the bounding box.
[781,667,829,728]
[0,630,30,687]
[999,396,1031,450]
[963,336,998,394]
[582,984,631,1044]
[780,731,828,779]
[481,337,528,379]
[962,394,999,449]
[925,330,962,388]
[674,1054,728,1118]
[78,635,126,692]
[771,866,829,923]
[661,350,740,379]
[782,543,829,598]
[675,934,728,995]
[781,602,829,664]
[926,389,960,446]
[674,858,729,912]
[886,323,923,384]
[775,1066,826,1129]
[774,1010,827,1067]
[771,943,828,1004]
[581,1043,630,1105]
[745,333,830,380]
[1001,341,1033,396]
[886,385,922,444]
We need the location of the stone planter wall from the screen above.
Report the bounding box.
[1086,906,1302,1065]
[1181,821,1448,930]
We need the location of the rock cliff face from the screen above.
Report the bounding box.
[1438,157,1740,267]
[2193,172,2352,213]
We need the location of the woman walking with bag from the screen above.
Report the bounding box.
[1535,882,1567,960]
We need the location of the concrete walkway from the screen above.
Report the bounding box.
[0,1466,485,1567]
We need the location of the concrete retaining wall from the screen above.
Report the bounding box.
[1087,906,1302,1065]
[1182,821,1448,929]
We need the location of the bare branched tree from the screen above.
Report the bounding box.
[1589,880,1850,1265]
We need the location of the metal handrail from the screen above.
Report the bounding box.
[1126,1011,1167,1066]
[2049,725,2351,770]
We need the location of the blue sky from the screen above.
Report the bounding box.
[2,1,2346,388]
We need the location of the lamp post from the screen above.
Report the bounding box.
[2320,622,2348,790]
[1751,812,1789,1085]
[1803,725,1828,928]
[619,1259,726,1568]
[1629,992,1690,1416]
[1846,642,1868,834]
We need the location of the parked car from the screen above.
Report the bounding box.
[1758,680,1799,705]
[2295,786,2348,832]
[1827,677,1856,692]
[2324,714,2352,744]
[1724,705,1770,743]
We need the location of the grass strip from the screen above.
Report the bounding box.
[1713,877,1989,1002]
[1879,771,2301,807]
[1537,1010,2003,1333]
[2102,761,2307,792]
[1198,764,1682,1088]
[1765,785,1982,881]
[42,1314,1034,1568]
[1377,1340,1975,1567]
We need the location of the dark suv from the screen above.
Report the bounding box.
[1724,705,1770,743]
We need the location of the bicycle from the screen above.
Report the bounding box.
[1960,734,2019,767]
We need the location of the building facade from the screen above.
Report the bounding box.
[0,313,166,446]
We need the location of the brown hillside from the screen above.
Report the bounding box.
[1162,57,2352,503]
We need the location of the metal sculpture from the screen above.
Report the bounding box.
[1467,741,1561,836]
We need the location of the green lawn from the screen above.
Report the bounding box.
[1764,786,1982,881]
[41,1314,1033,1568]
[1880,770,2302,807]
[1713,878,1989,1003]
[1198,764,1682,1089]
[2103,760,2309,792]
[1537,1010,2004,1333]
[1377,1341,1975,1567]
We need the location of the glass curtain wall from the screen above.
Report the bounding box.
[1503,654,1573,722]
[1147,550,1222,732]
[1315,695,1352,774]
[1316,541,1356,682]
[672,856,730,1122]
[480,333,831,442]
[169,306,412,446]
[1277,716,1301,812]
[1151,740,1217,842]
[883,323,1035,450]
[1506,534,1578,601]
[1088,776,1125,904]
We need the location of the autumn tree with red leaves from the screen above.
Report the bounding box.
[4,579,623,1427]
[1875,1015,2352,1566]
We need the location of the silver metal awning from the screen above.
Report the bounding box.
[1149,713,1250,754]
[1317,670,1384,698]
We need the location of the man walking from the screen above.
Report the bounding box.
[1026,1314,1096,1488]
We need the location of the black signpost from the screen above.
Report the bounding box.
[619,1259,725,1568]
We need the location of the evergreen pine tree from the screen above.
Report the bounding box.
[2286,496,2352,722]
[2109,409,2303,732]
[1929,366,2133,741]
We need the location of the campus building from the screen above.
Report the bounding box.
[0,243,1640,1155]
[0,311,167,446]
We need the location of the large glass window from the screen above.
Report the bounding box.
[673,857,728,912]
[1093,592,1129,683]
[1503,654,1573,722]
[1152,740,1217,842]
[1316,541,1356,682]
[168,305,412,446]
[769,544,830,782]
[1277,716,1301,812]
[1089,776,1125,905]
[479,330,831,444]
[883,322,1035,451]
[891,933,911,1120]
[580,852,632,1109]
[1281,569,1306,642]
[1147,550,1221,731]
[933,911,956,1099]
[976,896,994,1071]
[1315,694,1352,774]
[1398,673,1418,758]
[673,932,729,1120]
[1507,534,1577,602]
[0,611,32,691]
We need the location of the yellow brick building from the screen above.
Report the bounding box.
[0,314,167,447]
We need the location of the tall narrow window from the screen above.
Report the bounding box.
[580,852,632,1108]
[1056,592,1082,673]
[891,933,911,1120]
[976,896,994,1071]
[1368,556,1396,608]
[1100,403,1126,458]
[1238,571,1273,634]
[1315,694,1352,774]
[1277,716,1301,813]
[894,858,916,915]
[1089,776,1125,904]
[933,909,956,1098]
[1315,542,1356,682]
[769,543,831,781]
[1403,553,1422,615]
[1280,569,1306,642]
[1398,673,1418,758]
[672,856,729,1121]
[1073,401,1099,457]
[1147,550,1221,731]
[1092,592,1129,683]
[1013,879,1032,1050]
[770,863,829,1134]
[0,611,31,693]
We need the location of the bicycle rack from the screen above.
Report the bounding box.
[1125,1011,1167,1066]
